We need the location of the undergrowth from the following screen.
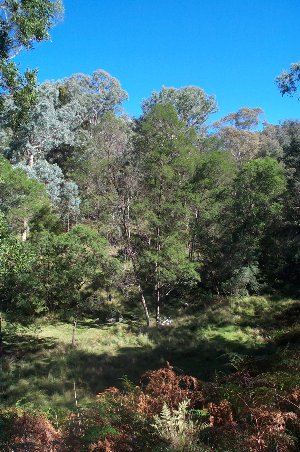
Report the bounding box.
[0,295,300,449]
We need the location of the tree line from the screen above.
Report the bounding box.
[0,70,299,324]
[0,0,300,325]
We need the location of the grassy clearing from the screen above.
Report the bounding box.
[0,295,299,413]
[36,320,154,354]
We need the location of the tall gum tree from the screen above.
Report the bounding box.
[67,112,151,325]
[0,156,51,240]
[232,157,287,276]
[211,107,266,164]
[1,70,128,165]
[142,85,217,132]
[276,62,300,98]
[0,0,63,119]
[134,105,200,323]
[190,150,237,292]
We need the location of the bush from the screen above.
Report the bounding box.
[138,363,204,416]
[224,265,262,296]
[0,409,60,451]
[152,399,201,451]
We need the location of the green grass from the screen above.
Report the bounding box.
[37,320,154,354]
[0,295,299,413]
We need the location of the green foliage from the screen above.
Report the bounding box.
[27,225,119,314]
[16,159,81,228]
[214,107,264,131]
[133,105,201,317]
[83,424,119,444]
[0,0,63,119]
[276,61,300,98]
[261,121,300,291]
[2,70,127,164]
[0,218,35,296]
[224,264,262,296]
[65,112,133,236]
[0,155,52,236]
[152,399,200,451]
[142,85,217,130]
[0,63,38,123]
[0,5,300,450]
[0,408,19,446]
[234,157,286,225]
[139,235,199,288]
[190,150,236,290]
[0,0,63,60]
[230,157,287,289]
[0,217,119,317]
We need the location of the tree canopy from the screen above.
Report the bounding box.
[276,62,300,98]
[0,0,63,118]
[142,85,217,130]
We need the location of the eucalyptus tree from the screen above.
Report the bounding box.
[0,70,127,231]
[142,85,217,131]
[261,120,300,289]
[3,70,128,165]
[0,155,51,240]
[16,159,80,230]
[134,105,200,322]
[258,123,284,160]
[230,157,286,293]
[213,107,264,131]
[212,107,269,164]
[0,0,63,118]
[70,113,134,233]
[69,112,153,324]
[0,157,56,241]
[190,150,237,292]
[276,62,300,98]
[218,127,262,163]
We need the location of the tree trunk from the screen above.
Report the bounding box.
[28,153,34,168]
[122,203,151,326]
[155,225,161,325]
[189,209,199,261]
[0,317,3,358]
[71,318,77,347]
[109,170,151,326]
[155,281,160,324]
[21,153,34,241]
[21,218,28,241]
[138,284,150,327]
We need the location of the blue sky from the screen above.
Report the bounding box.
[16,0,300,125]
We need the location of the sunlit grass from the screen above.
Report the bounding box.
[36,321,155,354]
[0,295,299,412]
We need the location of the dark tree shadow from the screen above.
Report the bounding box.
[1,309,299,411]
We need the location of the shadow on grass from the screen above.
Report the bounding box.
[2,332,57,357]
[225,297,300,331]
[0,318,280,411]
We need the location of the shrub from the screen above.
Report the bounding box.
[152,399,201,451]
[224,265,262,296]
[0,409,60,451]
[138,363,204,416]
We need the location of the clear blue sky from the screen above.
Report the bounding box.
[16,0,300,125]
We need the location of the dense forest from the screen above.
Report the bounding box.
[0,1,300,451]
